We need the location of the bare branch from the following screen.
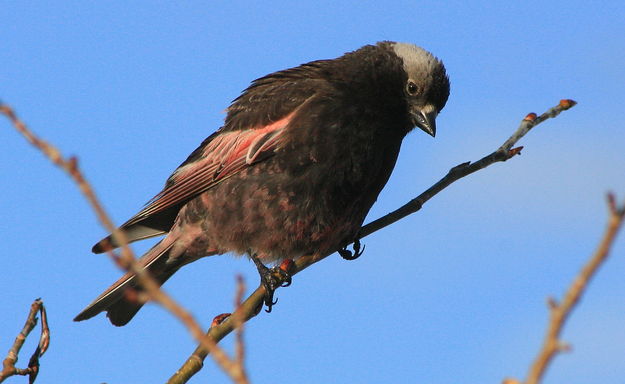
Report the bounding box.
[0,105,134,266]
[0,299,49,384]
[508,193,625,384]
[360,99,576,237]
[168,99,577,383]
[1,104,244,383]
[233,276,247,377]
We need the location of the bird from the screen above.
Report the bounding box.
[74,41,450,326]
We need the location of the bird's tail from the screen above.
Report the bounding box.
[74,235,180,326]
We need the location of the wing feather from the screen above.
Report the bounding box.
[92,114,292,253]
[134,117,292,224]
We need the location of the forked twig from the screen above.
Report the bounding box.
[0,299,49,384]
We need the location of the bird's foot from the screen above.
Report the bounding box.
[251,254,295,313]
[338,237,365,260]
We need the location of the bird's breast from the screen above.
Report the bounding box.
[179,116,404,262]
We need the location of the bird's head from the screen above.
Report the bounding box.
[389,42,450,137]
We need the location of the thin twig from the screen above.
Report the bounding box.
[0,105,134,267]
[233,276,248,384]
[168,99,577,383]
[510,193,625,384]
[1,104,243,383]
[0,299,49,384]
[360,99,576,237]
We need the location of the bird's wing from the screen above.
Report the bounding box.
[92,114,293,253]
[138,117,291,222]
[92,69,326,253]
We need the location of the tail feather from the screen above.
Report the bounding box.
[105,267,178,326]
[74,237,178,326]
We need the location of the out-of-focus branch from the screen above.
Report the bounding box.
[233,276,247,375]
[0,105,134,266]
[168,99,577,383]
[505,194,625,384]
[1,104,247,383]
[0,299,49,384]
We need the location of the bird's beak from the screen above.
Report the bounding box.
[414,109,437,137]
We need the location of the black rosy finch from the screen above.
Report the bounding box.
[75,41,450,326]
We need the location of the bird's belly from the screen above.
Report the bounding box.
[178,165,370,263]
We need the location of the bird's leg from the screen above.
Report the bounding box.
[338,236,365,261]
[250,253,293,313]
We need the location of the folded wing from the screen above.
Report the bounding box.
[92,116,292,253]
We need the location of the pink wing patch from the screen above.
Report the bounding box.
[130,114,293,222]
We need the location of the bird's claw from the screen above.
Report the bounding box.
[250,253,294,313]
[261,266,292,312]
[339,237,365,260]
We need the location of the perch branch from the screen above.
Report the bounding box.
[167,99,577,383]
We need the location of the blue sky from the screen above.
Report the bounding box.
[2,2,625,383]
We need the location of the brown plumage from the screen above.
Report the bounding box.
[75,41,450,326]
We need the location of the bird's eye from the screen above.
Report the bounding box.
[406,81,419,96]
